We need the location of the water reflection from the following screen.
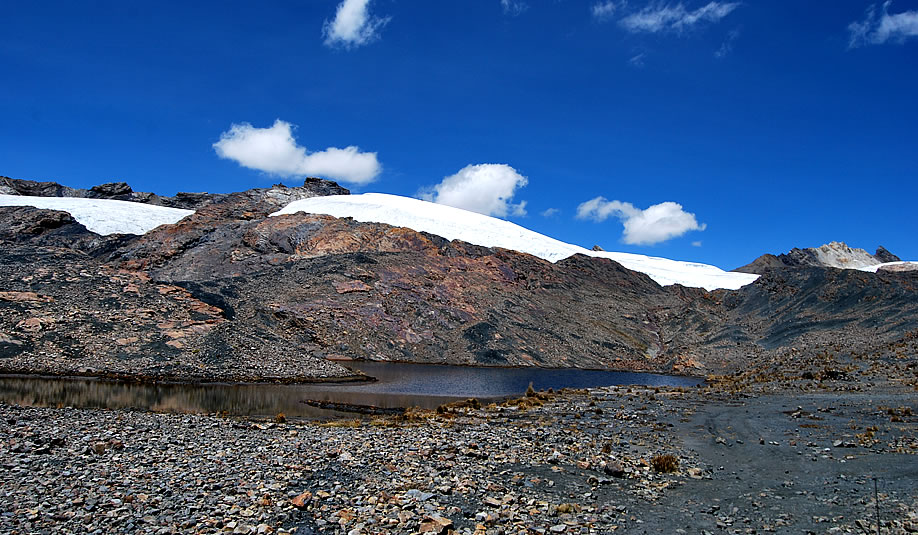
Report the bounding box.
[0,362,702,419]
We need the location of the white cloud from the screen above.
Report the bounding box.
[629,52,647,67]
[541,207,560,218]
[715,28,740,58]
[620,2,739,34]
[576,197,706,245]
[213,119,381,185]
[592,1,622,21]
[692,240,703,247]
[420,164,528,218]
[849,2,918,47]
[501,0,529,16]
[323,0,390,49]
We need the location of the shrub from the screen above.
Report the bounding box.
[526,382,536,397]
[650,454,679,473]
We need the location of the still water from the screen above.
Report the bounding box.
[0,361,702,419]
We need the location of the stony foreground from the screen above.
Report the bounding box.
[1,385,917,535]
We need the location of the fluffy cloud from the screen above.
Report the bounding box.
[849,2,918,47]
[323,0,390,49]
[541,207,560,218]
[213,120,381,185]
[591,1,621,21]
[576,197,706,245]
[501,0,529,16]
[420,164,528,218]
[619,2,739,33]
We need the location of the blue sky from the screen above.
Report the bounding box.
[2,1,916,269]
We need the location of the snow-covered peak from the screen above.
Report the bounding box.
[0,195,194,235]
[272,193,760,291]
[812,241,885,270]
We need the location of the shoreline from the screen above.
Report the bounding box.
[0,367,375,386]
[0,358,707,389]
[1,382,915,534]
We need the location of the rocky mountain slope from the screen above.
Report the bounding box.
[734,241,900,274]
[1,176,916,381]
[1,175,224,210]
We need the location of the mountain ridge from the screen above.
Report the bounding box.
[1,176,916,383]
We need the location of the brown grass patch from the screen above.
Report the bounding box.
[650,454,679,473]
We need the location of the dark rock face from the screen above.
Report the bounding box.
[874,246,901,264]
[1,176,76,197]
[0,175,348,211]
[0,206,133,255]
[89,182,133,196]
[0,206,86,240]
[2,176,917,381]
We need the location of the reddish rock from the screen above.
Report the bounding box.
[333,280,372,294]
[0,291,53,303]
[419,515,453,534]
[289,491,312,509]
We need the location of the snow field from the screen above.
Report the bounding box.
[0,195,194,236]
[273,193,761,291]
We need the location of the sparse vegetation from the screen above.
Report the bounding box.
[437,398,481,414]
[504,387,556,411]
[319,418,363,428]
[650,454,679,473]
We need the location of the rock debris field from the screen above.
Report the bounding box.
[2,384,917,535]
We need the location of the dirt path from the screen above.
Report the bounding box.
[632,393,918,534]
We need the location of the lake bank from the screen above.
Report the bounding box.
[2,382,915,534]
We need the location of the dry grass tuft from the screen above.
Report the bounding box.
[650,454,679,473]
[437,398,481,414]
[319,418,363,428]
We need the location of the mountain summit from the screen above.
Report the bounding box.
[734,241,900,274]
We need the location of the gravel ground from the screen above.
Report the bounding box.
[1,385,916,534]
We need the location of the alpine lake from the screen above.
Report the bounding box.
[0,361,702,419]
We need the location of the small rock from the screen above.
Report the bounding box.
[419,514,453,534]
[290,491,312,508]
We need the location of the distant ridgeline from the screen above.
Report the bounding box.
[733,241,910,274]
[0,175,348,211]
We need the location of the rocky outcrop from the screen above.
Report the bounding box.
[1,175,221,209]
[0,206,135,256]
[874,245,901,264]
[0,244,352,381]
[0,175,347,211]
[734,241,900,274]
[113,180,352,272]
